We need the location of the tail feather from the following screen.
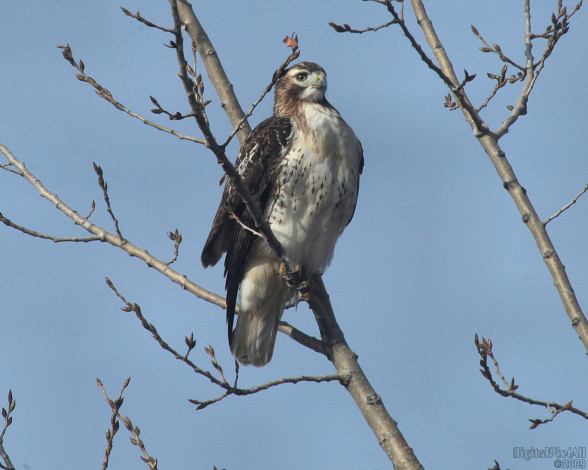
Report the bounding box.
[231,258,289,366]
[231,307,282,366]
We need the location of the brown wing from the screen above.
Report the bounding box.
[201,116,293,341]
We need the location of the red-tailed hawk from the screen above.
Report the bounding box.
[202,62,363,366]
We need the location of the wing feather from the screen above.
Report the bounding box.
[200,116,293,341]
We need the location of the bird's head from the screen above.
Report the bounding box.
[274,62,328,116]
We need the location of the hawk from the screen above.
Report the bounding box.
[201,62,363,366]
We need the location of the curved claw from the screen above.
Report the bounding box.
[279,263,312,298]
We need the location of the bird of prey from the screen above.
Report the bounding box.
[201,62,363,366]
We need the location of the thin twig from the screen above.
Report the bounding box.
[98,377,130,470]
[220,48,300,149]
[189,373,344,410]
[0,163,23,177]
[166,229,182,265]
[105,277,227,388]
[93,163,123,239]
[543,184,588,225]
[120,7,174,33]
[57,44,206,145]
[228,211,265,239]
[0,212,102,243]
[329,20,397,34]
[0,390,15,470]
[470,25,526,71]
[476,64,510,113]
[106,278,345,410]
[475,335,588,428]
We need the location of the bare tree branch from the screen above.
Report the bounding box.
[470,25,526,71]
[99,377,129,470]
[0,141,227,310]
[58,44,206,145]
[105,277,227,388]
[398,0,588,352]
[190,373,344,410]
[494,0,583,138]
[475,335,588,428]
[278,321,327,356]
[0,163,23,177]
[0,211,102,243]
[106,278,347,410]
[120,7,175,33]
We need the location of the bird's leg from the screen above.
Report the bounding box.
[279,263,312,300]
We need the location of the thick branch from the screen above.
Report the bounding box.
[307,276,424,470]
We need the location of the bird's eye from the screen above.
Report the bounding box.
[296,72,308,81]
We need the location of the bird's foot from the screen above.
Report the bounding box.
[279,263,312,300]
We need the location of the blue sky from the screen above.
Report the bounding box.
[1,1,587,469]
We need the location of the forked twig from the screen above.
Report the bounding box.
[475,335,588,429]
[97,378,158,470]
